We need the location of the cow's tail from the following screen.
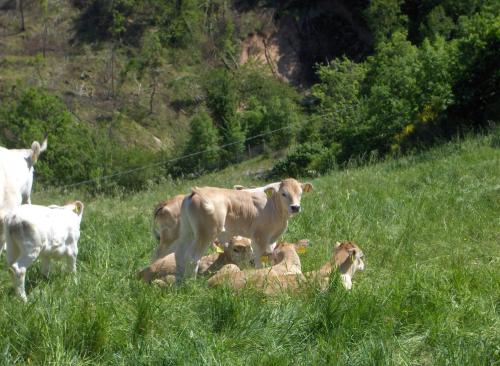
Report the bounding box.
[152,201,168,242]
[31,136,48,164]
[190,187,215,215]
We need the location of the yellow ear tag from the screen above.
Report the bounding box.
[349,253,355,263]
[261,255,269,265]
[73,206,80,215]
[265,189,274,198]
[215,246,225,254]
[297,246,307,254]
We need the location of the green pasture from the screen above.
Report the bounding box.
[0,134,499,365]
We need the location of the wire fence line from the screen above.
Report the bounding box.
[62,124,295,189]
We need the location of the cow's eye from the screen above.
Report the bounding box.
[281,193,287,197]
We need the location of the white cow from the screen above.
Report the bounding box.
[0,137,47,205]
[5,201,84,302]
[0,138,48,254]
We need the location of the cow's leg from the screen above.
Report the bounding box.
[10,254,37,302]
[252,243,263,268]
[178,202,220,281]
[66,244,78,273]
[252,237,276,268]
[175,243,187,283]
[0,219,5,256]
[66,254,77,273]
[6,238,20,266]
[252,238,270,268]
[184,230,215,279]
[41,255,51,277]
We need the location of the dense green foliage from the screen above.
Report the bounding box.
[0,88,97,185]
[0,0,498,187]
[0,135,498,364]
[274,2,499,177]
[0,88,160,191]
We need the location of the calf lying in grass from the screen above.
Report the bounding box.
[207,241,364,294]
[207,240,308,292]
[138,236,253,285]
[5,201,84,302]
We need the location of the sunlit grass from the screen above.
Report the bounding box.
[0,134,499,364]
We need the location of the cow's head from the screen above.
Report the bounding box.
[219,235,253,267]
[270,239,310,264]
[334,241,364,290]
[264,178,313,215]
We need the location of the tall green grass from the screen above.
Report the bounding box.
[0,134,499,365]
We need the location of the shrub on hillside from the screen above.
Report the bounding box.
[310,57,368,161]
[176,111,220,176]
[203,69,245,165]
[0,88,98,186]
[237,68,302,152]
[447,10,500,127]
[0,88,166,192]
[271,142,337,178]
[241,96,300,151]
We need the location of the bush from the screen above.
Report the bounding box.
[0,88,168,192]
[203,68,245,164]
[177,111,220,175]
[89,134,163,193]
[238,67,302,151]
[310,57,368,161]
[447,10,500,127]
[271,143,330,178]
[0,88,99,186]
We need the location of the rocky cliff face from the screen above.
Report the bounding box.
[237,0,373,86]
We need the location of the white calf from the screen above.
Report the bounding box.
[5,201,84,302]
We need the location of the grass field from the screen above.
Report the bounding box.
[0,134,499,365]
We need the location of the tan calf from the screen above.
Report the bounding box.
[208,241,365,294]
[152,194,184,259]
[138,236,253,284]
[207,240,309,291]
[151,183,283,260]
[174,178,313,281]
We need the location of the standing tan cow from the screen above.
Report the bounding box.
[152,182,284,260]
[174,178,313,282]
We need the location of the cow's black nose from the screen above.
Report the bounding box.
[290,205,301,213]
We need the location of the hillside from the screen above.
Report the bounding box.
[0,134,498,364]
[0,1,498,191]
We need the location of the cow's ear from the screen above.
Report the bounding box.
[264,186,276,198]
[302,182,313,192]
[73,201,84,216]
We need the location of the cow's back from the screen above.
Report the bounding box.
[188,187,266,236]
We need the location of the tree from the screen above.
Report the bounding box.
[17,0,25,31]
[365,0,408,44]
[203,68,245,164]
[134,30,165,114]
[182,112,220,173]
[0,88,98,185]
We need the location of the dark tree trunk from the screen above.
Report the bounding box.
[18,0,25,31]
